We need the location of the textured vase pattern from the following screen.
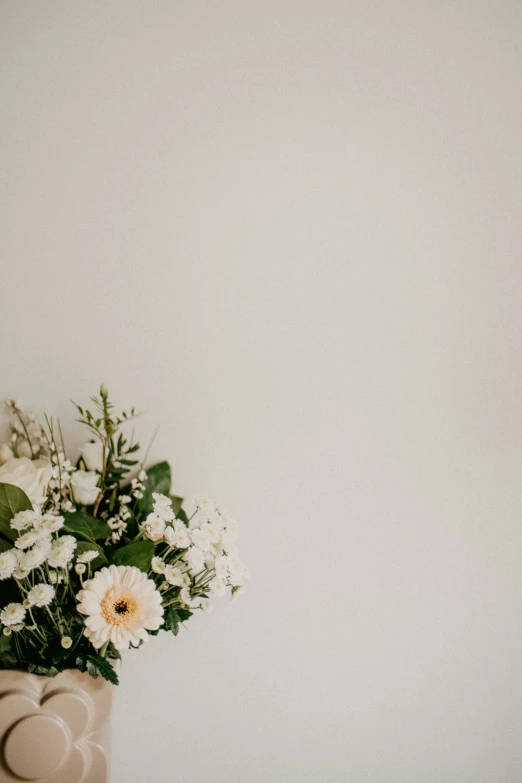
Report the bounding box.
[0,668,114,783]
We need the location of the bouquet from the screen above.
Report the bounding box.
[0,386,248,684]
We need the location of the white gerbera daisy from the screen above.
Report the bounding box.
[0,603,26,627]
[0,550,18,580]
[76,565,164,651]
[27,583,55,607]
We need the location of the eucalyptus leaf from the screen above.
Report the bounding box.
[108,540,155,572]
[63,512,111,543]
[0,483,32,541]
[138,462,171,515]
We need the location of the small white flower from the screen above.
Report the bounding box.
[14,530,39,550]
[143,514,165,542]
[173,524,190,549]
[180,587,198,607]
[70,470,100,506]
[75,563,87,575]
[119,495,132,505]
[79,441,105,473]
[225,519,238,539]
[61,636,73,649]
[181,572,191,588]
[163,526,176,547]
[151,556,166,574]
[187,546,205,574]
[13,566,30,580]
[207,511,225,529]
[215,556,229,579]
[19,539,51,572]
[193,495,215,512]
[231,585,247,601]
[34,513,64,534]
[210,577,226,596]
[152,493,175,523]
[0,550,18,580]
[76,549,99,564]
[27,583,55,607]
[0,603,26,626]
[191,528,211,552]
[164,565,183,586]
[200,597,212,612]
[10,510,39,532]
[48,535,77,568]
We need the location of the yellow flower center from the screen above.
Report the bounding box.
[100,587,138,627]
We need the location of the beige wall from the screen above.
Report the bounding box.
[1,2,522,781]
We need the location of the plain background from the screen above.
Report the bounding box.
[1,2,522,781]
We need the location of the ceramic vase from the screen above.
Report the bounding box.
[0,668,115,783]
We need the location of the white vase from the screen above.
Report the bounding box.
[0,667,115,782]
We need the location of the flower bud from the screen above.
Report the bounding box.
[0,443,14,465]
[61,636,73,649]
[15,440,33,459]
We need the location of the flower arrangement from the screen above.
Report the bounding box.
[0,387,248,684]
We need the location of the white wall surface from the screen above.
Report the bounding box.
[1,2,522,781]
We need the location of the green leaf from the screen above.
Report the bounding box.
[0,538,14,553]
[108,540,155,572]
[177,607,193,623]
[0,633,12,653]
[170,495,183,515]
[163,606,180,636]
[63,512,111,543]
[138,462,172,515]
[75,541,107,567]
[0,483,32,541]
[27,663,60,677]
[76,654,119,685]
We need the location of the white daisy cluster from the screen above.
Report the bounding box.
[145,494,249,609]
[0,509,75,581]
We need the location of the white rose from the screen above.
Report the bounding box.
[0,457,52,506]
[79,441,105,473]
[70,470,100,506]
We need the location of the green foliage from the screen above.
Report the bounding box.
[0,483,32,541]
[164,606,180,636]
[108,540,155,572]
[63,512,111,543]
[170,495,183,515]
[138,462,171,515]
[27,663,60,677]
[0,538,13,553]
[76,653,119,685]
[75,541,107,567]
